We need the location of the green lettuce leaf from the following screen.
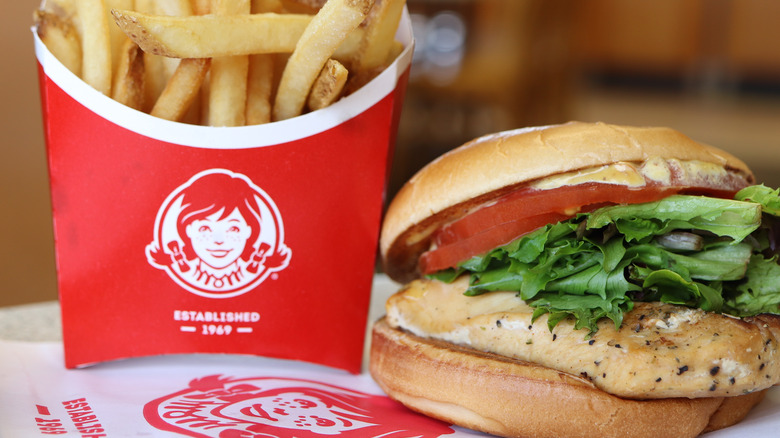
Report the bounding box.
[586,194,762,242]
[432,185,780,335]
[723,254,780,315]
[736,185,780,216]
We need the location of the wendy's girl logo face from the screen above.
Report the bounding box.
[143,374,455,437]
[146,169,291,298]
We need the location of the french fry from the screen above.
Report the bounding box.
[133,0,155,13]
[307,59,348,111]
[154,0,194,81]
[40,0,78,24]
[253,0,283,12]
[181,0,212,124]
[39,0,79,40]
[76,0,112,95]
[156,0,193,16]
[151,58,210,122]
[279,0,321,14]
[273,0,374,121]
[133,0,167,110]
[110,10,364,60]
[111,38,145,110]
[209,56,248,126]
[245,55,275,124]
[386,39,404,63]
[34,9,83,77]
[353,0,405,71]
[180,83,203,125]
[208,0,250,127]
[106,0,133,78]
[245,0,283,125]
[343,0,404,93]
[291,0,328,7]
[191,0,211,15]
[199,71,211,125]
[141,52,169,112]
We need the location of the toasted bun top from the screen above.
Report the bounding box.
[380,121,754,282]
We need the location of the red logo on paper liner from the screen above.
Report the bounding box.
[143,374,455,437]
[147,169,291,298]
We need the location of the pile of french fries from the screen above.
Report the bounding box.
[34,0,406,125]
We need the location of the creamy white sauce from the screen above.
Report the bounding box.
[531,162,646,189]
[640,156,673,184]
[528,157,733,191]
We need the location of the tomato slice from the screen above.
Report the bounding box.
[420,212,570,274]
[435,184,677,247]
[420,183,734,275]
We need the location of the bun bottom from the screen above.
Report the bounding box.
[369,317,766,438]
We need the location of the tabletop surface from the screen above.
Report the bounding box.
[0,300,62,342]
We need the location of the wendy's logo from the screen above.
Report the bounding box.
[143,374,455,437]
[146,169,291,298]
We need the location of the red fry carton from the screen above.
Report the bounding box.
[34,13,413,373]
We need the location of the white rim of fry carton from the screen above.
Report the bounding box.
[32,9,414,150]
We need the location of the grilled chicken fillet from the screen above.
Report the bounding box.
[385,276,780,399]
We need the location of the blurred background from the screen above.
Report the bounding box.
[2,0,779,306]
